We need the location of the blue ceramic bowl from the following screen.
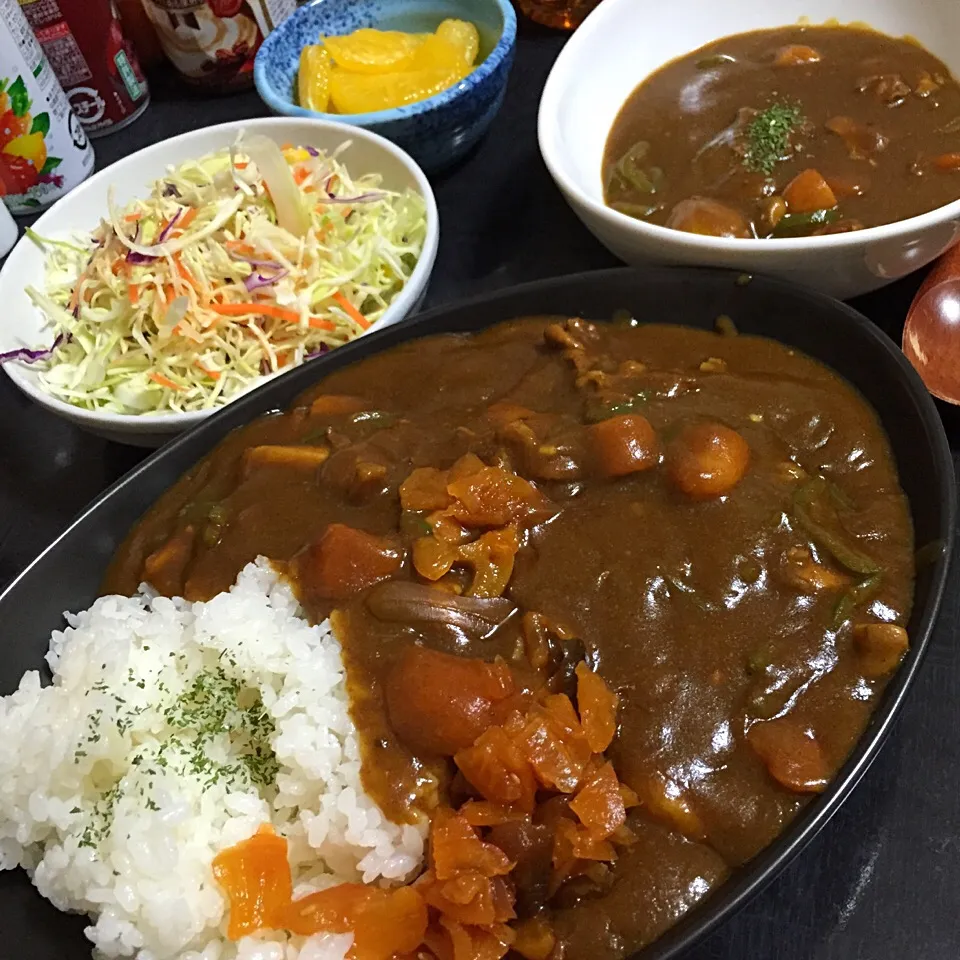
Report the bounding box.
[255,0,517,173]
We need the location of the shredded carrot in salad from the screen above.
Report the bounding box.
[14,136,426,415]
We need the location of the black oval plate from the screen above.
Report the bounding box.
[0,267,954,959]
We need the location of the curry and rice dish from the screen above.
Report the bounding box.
[604,25,960,238]
[0,317,914,960]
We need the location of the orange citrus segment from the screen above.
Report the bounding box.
[298,45,332,112]
[322,29,427,74]
[435,18,480,66]
[411,33,468,72]
[329,64,466,113]
[304,21,479,114]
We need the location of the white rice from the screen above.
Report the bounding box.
[0,559,426,960]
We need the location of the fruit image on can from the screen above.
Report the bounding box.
[0,78,55,197]
[0,0,94,213]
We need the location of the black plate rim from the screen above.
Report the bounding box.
[0,265,954,958]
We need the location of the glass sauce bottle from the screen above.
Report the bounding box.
[514,0,601,30]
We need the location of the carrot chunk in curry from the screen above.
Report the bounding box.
[933,152,960,173]
[747,718,829,794]
[773,44,822,67]
[385,647,516,756]
[587,413,660,478]
[633,771,707,842]
[290,523,402,601]
[666,421,750,499]
[309,394,370,417]
[142,525,195,597]
[511,918,558,960]
[782,168,838,214]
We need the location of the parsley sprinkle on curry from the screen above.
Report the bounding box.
[742,100,804,174]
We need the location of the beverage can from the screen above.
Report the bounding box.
[142,0,295,92]
[0,0,95,214]
[0,201,17,255]
[19,0,150,137]
[116,0,165,68]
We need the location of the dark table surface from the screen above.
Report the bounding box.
[2,19,960,960]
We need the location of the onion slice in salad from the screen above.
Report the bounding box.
[322,191,387,205]
[230,253,284,271]
[158,296,189,340]
[242,135,311,239]
[109,191,245,259]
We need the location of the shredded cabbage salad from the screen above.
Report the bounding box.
[12,136,427,415]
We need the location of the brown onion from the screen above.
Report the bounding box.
[366,581,515,635]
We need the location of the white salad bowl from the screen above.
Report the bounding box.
[0,117,439,447]
[538,0,960,299]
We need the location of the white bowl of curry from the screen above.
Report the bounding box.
[539,0,960,298]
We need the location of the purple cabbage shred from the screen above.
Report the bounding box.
[0,333,67,365]
[156,208,182,245]
[306,343,331,360]
[125,221,157,264]
[306,146,320,157]
[243,269,289,292]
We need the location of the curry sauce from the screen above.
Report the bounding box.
[105,318,914,957]
[604,25,960,238]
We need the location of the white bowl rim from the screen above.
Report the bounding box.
[1,116,440,431]
[538,0,960,254]
[254,0,518,126]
